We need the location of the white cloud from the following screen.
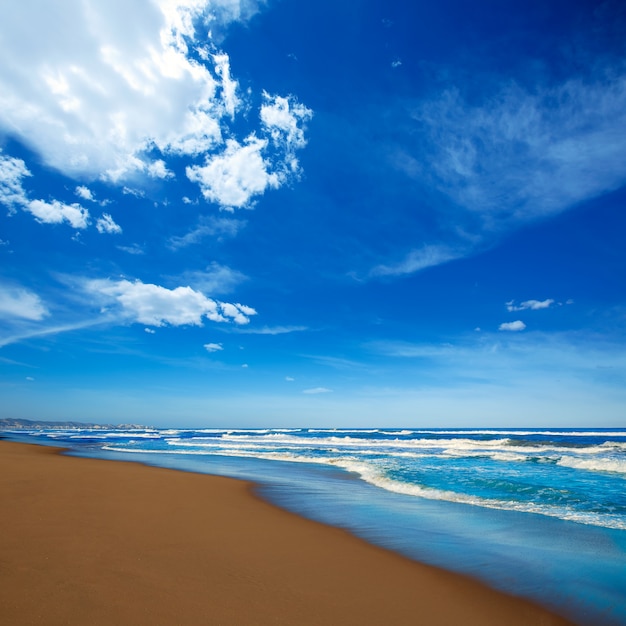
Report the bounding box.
[212,51,239,118]
[122,187,146,198]
[75,185,95,201]
[82,277,256,327]
[285,376,294,381]
[96,213,122,234]
[506,299,555,312]
[144,327,156,334]
[369,245,459,277]
[183,93,311,211]
[0,1,237,180]
[146,159,174,179]
[1,151,91,229]
[203,342,223,352]
[0,151,30,212]
[303,387,333,394]
[260,92,312,156]
[219,301,256,324]
[186,135,279,209]
[499,320,526,332]
[0,0,309,211]
[26,199,90,229]
[0,285,49,320]
[241,363,249,368]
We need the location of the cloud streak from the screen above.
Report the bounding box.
[303,387,333,394]
[369,244,460,278]
[234,325,308,335]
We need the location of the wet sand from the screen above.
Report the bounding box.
[0,440,573,625]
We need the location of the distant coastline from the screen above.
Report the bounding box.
[0,418,148,430]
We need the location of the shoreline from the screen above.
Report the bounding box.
[0,440,573,625]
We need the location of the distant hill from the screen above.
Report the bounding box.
[0,418,149,430]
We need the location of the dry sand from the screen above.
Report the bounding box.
[0,440,574,625]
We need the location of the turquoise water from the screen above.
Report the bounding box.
[7,427,626,625]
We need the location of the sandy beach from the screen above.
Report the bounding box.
[0,440,573,625]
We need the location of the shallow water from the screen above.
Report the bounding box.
[6,427,626,625]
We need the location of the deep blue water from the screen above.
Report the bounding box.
[5,427,626,625]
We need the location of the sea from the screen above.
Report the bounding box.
[5,426,626,625]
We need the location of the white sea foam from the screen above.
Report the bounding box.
[328,458,626,531]
[69,432,161,439]
[398,430,626,437]
[557,456,626,475]
[442,449,528,463]
[161,428,624,458]
[102,446,212,455]
[379,430,414,435]
[162,432,624,465]
[306,429,381,434]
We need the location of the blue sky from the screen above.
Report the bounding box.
[1,0,625,427]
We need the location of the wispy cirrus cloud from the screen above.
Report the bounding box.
[0,319,106,348]
[0,284,49,320]
[117,244,145,255]
[175,262,247,296]
[367,332,626,391]
[369,244,460,278]
[168,215,245,249]
[381,66,626,278]
[412,73,626,225]
[234,325,308,335]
